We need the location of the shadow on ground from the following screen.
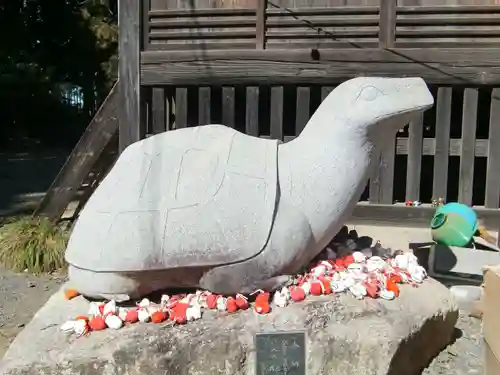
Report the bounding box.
[0,150,69,216]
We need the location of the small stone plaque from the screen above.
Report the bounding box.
[255,331,306,375]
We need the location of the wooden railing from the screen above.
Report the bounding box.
[140,84,500,217]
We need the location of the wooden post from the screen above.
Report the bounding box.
[256,0,267,49]
[370,0,397,204]
[379,0,397,48]
[118,0,141,152]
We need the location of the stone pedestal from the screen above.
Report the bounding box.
[0,279,458,375]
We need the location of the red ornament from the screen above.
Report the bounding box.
[290,286,306,302]
[125,309,139,323]
[206,294,218,309]
[89,316,107,331]
[170,302,189,324]
[364,281,379,298]
[151,311,168,323]
[254,292,270,314]
[310,281,323,296]
[386,279,400,297]
[343,255,355,267]
[235,294,249,310]
[390,273,403,284]
[320,278,332,295]
[226,297,238,313]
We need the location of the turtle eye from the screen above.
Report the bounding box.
[358,85,382,102]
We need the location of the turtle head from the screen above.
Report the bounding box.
[329,77,434,137]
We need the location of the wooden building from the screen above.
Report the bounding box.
[37,0,500,231]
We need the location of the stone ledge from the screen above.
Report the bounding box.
[0,279,458,375]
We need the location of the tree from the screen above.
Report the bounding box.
[0,0,117,148]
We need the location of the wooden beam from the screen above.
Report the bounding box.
[34,83,119,222]
[379,0,397,48]
[350,203,500,229]
[119,0,141,152]
[141,48,500,86]
[485,88,500,209]
[262,135,490,158]
[255,0,267,49]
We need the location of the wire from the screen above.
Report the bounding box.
[266,0,366,49]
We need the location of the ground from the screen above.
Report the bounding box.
[0,269,66,357]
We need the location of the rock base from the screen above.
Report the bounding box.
[0,279,458,375]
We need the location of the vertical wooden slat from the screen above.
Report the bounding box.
[165,87,173,131]
[405,112,424,201]
[141,0,150,50]
[118,0,141,152]
[369,137,396,204]
[255,0,267,49]
[175,87,188,129]
[270,86,284,140]
[198,87,211,125]
[222,87,235,128]
[379,0,396,48]
[246,86,259,136]
[151,88,165,134]
[433,87,452,201]
[458,88,478,205]
[321,86,334,101]
[140,87,150,139]
[485,88,500,208]
[296,87,310,136]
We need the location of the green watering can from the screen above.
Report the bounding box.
[430,203,478,247]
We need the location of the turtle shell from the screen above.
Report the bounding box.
[65,125,280,272]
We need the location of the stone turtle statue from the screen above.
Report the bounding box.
[65,77,434,301]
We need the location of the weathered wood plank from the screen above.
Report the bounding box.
[147,41,500,52]
[198,87,211,125]
[458,88,478,205]
[148,6,378,18]
[142,0,150,50]
[245,86,259,137]
[148,5,500,18]
[149,30,380,40]
[295,87,310,136]
[119,0,141,152]
[255,0,266,49]
[485,88,500,209]
[432,87,452,201]
[370,136,396,205]
[175,87,188,129]
[140,87,149,138]
[270,86,284,140]
[350,204,500,229]
[151,87,166,134]
[141,48,500,86]
[222,87,235,128]
[379,0,397,48]
[265,135,489,158]
[35,83,119,222]
[405,112,423,202]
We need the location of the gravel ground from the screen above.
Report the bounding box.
[423,310,483,375]
[0,269,66,358]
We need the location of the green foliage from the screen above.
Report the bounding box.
[0,0,118,149]
[0,216,69,274]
